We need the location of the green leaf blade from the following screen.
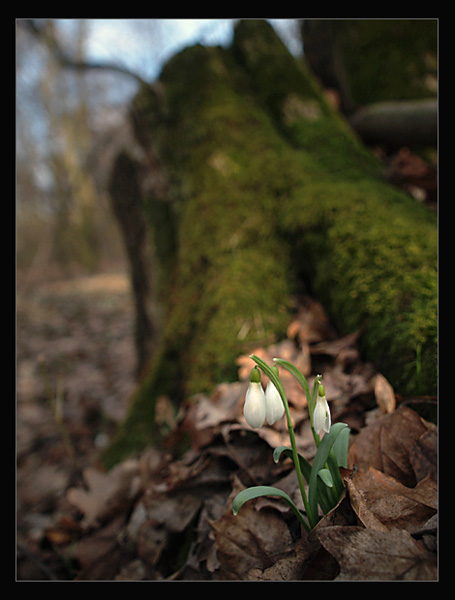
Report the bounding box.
[273,445,312,483]
[318,468,334,488]
[308,422,349,520]
[232,485,310,532]
[232,485,295,515]
[333,425,350,468]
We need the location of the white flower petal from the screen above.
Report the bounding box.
[313,396,331,435]
[265,382,285,425]
[244,382,266,428]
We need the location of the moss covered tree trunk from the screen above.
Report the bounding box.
[102,20,437,468]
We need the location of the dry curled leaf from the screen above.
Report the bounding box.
[67,460,140,528]
[248,537,317,581]
[286,296,336,345]
[346,466,437,534]
[209,477,294,580]
[315,525,437,580]
[348,405,437,487]
[72,515,127,580]
[374,373,396,414]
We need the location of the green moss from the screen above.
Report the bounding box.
[233,20,383,179]
[281,176,437,395]
[233,20,437,395]
[104,21,437,466]
[103,43,302,465]
[148,44,310,395]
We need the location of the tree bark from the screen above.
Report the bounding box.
[108,151,158,377]
[102,20,437,468]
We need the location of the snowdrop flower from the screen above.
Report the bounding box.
[244,367,266,428]
[313,384,331,435]
[234,356,351,534]
[265,366,285,425]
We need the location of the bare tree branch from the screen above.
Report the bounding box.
[18,19,149,87]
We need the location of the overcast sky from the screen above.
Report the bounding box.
[63,19,301,82]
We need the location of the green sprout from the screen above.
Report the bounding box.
[233,354,350,533]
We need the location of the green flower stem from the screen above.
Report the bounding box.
[250,355,317,530]
[285,400,317,529]
[273,359,322,447]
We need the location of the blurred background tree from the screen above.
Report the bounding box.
[16,18,149,282]
[302,19,437,112]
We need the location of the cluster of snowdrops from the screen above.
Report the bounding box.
[233,355,350,532]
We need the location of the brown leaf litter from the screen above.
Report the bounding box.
[17,289,437,580]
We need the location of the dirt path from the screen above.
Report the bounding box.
[17,272,138,577]
[17,271,138,455]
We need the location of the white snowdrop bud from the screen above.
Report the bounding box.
[313,384,331,435]
[265,367,285,425]
[244,367,266,429]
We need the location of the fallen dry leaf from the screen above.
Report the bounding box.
[181,382,247,449]
[346,466,437,534]
[115,559,148,581]
[136,516,170,569]
[248,494,360,581]
[17,461,68,513]
[72,515,127,580]
[374,373,396,414]
[248,537,317,581]
[67,460,140,528]
[310,331,360,359]
[315,525,437,580]
[286,296,336,345]
[208,476,295,580]
[348,405,437,487]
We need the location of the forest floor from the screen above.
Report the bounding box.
[16,264,438,581]
[16,272,137,578]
